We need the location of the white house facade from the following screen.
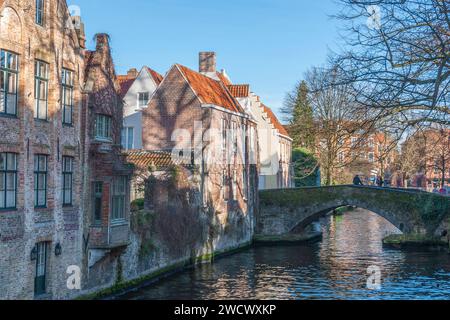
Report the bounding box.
[118,67,163,150]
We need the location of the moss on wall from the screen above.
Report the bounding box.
[260,186,450,234]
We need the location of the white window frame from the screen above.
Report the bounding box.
[137,92,149,108]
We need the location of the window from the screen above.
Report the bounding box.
[62,157,73,206]
[0,153,17,210]
[93,182,103,223]
[222,169,229,201]
[34,155,47,207]
[368,138,375,148]
[111,177,126,221]
[351,137,358,147]
[0,50,19,116]
[232,169,237,200]
[368,152,375,163]
[62,69,74,125]
[121,127,134,150]
[34,60,49,120]
[34,242,48,295]
[35,0,45,26]
[243,168,248,199]
[221,119,227,151]
[138,92,149,108]
[338,152,345,163]
[95,114,112,140]
[231,121,238,154]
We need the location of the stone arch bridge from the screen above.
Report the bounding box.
[257,186,450,237]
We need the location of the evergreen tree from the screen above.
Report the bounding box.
[282,81,315,150]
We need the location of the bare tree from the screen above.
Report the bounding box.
[306,66,371,185]
[334,0,450,127]
[425,127,450,187]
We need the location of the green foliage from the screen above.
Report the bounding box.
[131,198,145,211]
[284,81,315,149]
[292,148,319,187]
[130,209,156,257]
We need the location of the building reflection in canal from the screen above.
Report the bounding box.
[119,208,450,300]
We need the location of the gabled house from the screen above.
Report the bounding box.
[228,85,293,190]
[118,66,164,150]
[81,34,133,285]
[141,52,259,251]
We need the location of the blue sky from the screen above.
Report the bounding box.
[67,0,342,121]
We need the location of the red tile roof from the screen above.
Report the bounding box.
[176,64,245,114]
[117,67,163,99]
[146,67,164,85]
[227,85,250,98]
[261,104,290,138]
[125,150,189,169]
[117,74,136,99]
[216,71,232,86]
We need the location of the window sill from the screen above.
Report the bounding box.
[34,118,49,123]
[110,219,128,227]
[0,208,18,213]
[34,206,48,210]
[63,123,74,128]
[62,204,73,208]
[0,113,18,119]
[91,222,103,228]
[94,138,113,143]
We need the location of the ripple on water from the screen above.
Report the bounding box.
[120,209,450,300]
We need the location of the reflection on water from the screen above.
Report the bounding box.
[121,209,450,300]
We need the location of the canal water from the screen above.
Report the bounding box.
[121,209,450,300]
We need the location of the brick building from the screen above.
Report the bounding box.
[81,34,133,290]
[141,52,259,251]
[402,128,450,189]
[0,0,131,299]
[335,131,398,185]
[0,0,86,299]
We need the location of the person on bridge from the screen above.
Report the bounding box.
[376,176,384,187]
[353,175,364,186]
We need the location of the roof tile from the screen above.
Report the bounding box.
[176,64,245,114]
[262,104,290,138]
[228,85,250,98]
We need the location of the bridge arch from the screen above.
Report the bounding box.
[257,186,450,238]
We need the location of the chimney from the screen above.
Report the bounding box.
[71,16,86,49]
[199,52,216,73]
[127,68,138,78]
[94,33,111,52]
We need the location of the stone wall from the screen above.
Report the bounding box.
[258,186,450,237]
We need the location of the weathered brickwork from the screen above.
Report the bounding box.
[79,34,133,291]
[1,1,263,300]
[0,1,133,299]
[0,0,85,299]
[141,62,259,256]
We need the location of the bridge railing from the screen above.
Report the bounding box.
[259,185,447,197]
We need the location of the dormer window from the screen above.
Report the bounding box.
[138,92,149,108]
[35,0,45,26]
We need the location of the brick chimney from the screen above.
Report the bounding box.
[127,68,138,78]
[95,33,111,52]
[199,52,216,73]
[71,16,86,49]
